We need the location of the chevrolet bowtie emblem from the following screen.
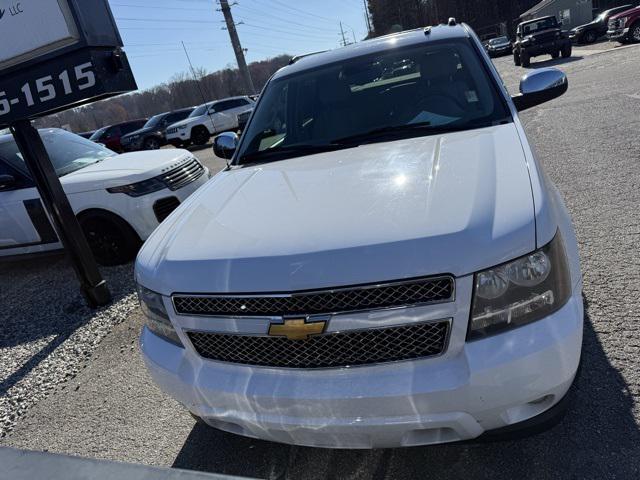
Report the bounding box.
[268,318,326,341]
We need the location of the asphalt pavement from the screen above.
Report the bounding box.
[2,43,640,479]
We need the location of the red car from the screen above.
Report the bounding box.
[607,5,640,43]
[89,119,148,152]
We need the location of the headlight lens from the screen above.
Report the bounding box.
[620,17,628,27]
[468,232,571,341]
[178,125,188,130]
[107,177,166,197]
[137,285,183,347]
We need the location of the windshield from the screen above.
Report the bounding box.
[89,126,108,141]
[522,17,557,35]
[236,39,510,164]
[0,129,116,177]
[143,114,165,128]
[189,104,210,118]
[489,37,509,44]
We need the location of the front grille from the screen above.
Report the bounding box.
[153,196,180,222]
[160,157,204,191]
[167,127,178,134]
[187,320,450,368]
[173,276,454,316]
[534,31,558,43]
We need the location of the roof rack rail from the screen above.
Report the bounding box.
[424,26,432,35]
[448,17,457,26]
[289,50,328,65]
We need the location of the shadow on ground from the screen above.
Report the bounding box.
[172,298,640,479]
[525,56,584,69]
[0,255,135,397]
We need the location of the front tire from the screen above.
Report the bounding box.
[583,31,597,44]
[521,51,531,67]
[191,127,210,146]
[561,44,572,58]
[631,23,640,43]
[551,50,560,59]
[513,51,521,66]
[79,212,141,266]
[144,137,161,150]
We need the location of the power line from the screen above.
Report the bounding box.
[231,3,338,33]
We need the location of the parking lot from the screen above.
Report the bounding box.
[1,42,640,479]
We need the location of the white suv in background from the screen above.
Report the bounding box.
[165,96,255,147]
[0,129,209,265]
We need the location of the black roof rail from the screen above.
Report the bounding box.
[289,50,328,65]
[448,17,457,26]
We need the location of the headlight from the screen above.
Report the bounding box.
[178,125,188,130]
[620,17,628,27]
[107,177,166,197]
[468,232,571,340]
[137,285,183,346]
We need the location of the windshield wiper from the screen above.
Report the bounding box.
[331,122,475,145]
[239,143,353,165]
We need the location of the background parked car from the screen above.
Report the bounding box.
[607,5,640,43]
[486,36,513,57]
[570,4,633,43]
[165,96,255,147]
[513,16,572,67]
[89,119,148,153]
[120,107,195,152]
[0,129,209,265]
[77,130,96,139]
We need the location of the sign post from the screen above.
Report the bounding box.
[0,0,137,307]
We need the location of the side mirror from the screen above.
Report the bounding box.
[213,131,239,160]
[0,174,16,191]
[511,67,568,112]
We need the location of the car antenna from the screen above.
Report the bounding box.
[182,42,222,163]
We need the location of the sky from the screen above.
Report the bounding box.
[108,0,370,91]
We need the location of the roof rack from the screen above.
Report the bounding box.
[289,50,328,65]
[448,17,457,26]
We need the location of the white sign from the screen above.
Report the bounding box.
[0,0,79,69]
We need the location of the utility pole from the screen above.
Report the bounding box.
[340,21,348,46]
[363,0,372,34]
[219,0,255,93]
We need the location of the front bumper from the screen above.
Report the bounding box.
[140,278,583,449]
[166,129,191,142]
[488,46,512,56]
[607,28,628,40]
[524,40,567,56]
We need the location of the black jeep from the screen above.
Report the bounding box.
[513,16,572,67]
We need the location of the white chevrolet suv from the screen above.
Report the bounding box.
[137,24,583,448]
[165,96,255,147]
[0,129,209,265]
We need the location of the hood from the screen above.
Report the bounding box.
[122,126,157,139]
[61,149,194,194]
[489,39,510,47]
[136,123,536,295]
[610,6,639,20]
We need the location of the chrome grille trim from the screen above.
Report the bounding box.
[160,158,204,191]
[172,276,454,317]
[186,319,451,369]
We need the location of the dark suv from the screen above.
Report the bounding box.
[570,4,633,44]
[513,16,572,67]
[120,108,194,151]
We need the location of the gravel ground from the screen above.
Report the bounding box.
[2,43,640,479]
[0,256,138,438]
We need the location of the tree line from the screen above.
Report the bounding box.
[34,55,291,133]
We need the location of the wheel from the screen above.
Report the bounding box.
[521,51,530,68]
[631,23,640,43]
[561,44,572,58]
[583,31,597,44]
[143,137,160,150]
[513,51,521,66]
[551,50,560,59]
[79,212,141,266]
[191,127,210,146]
